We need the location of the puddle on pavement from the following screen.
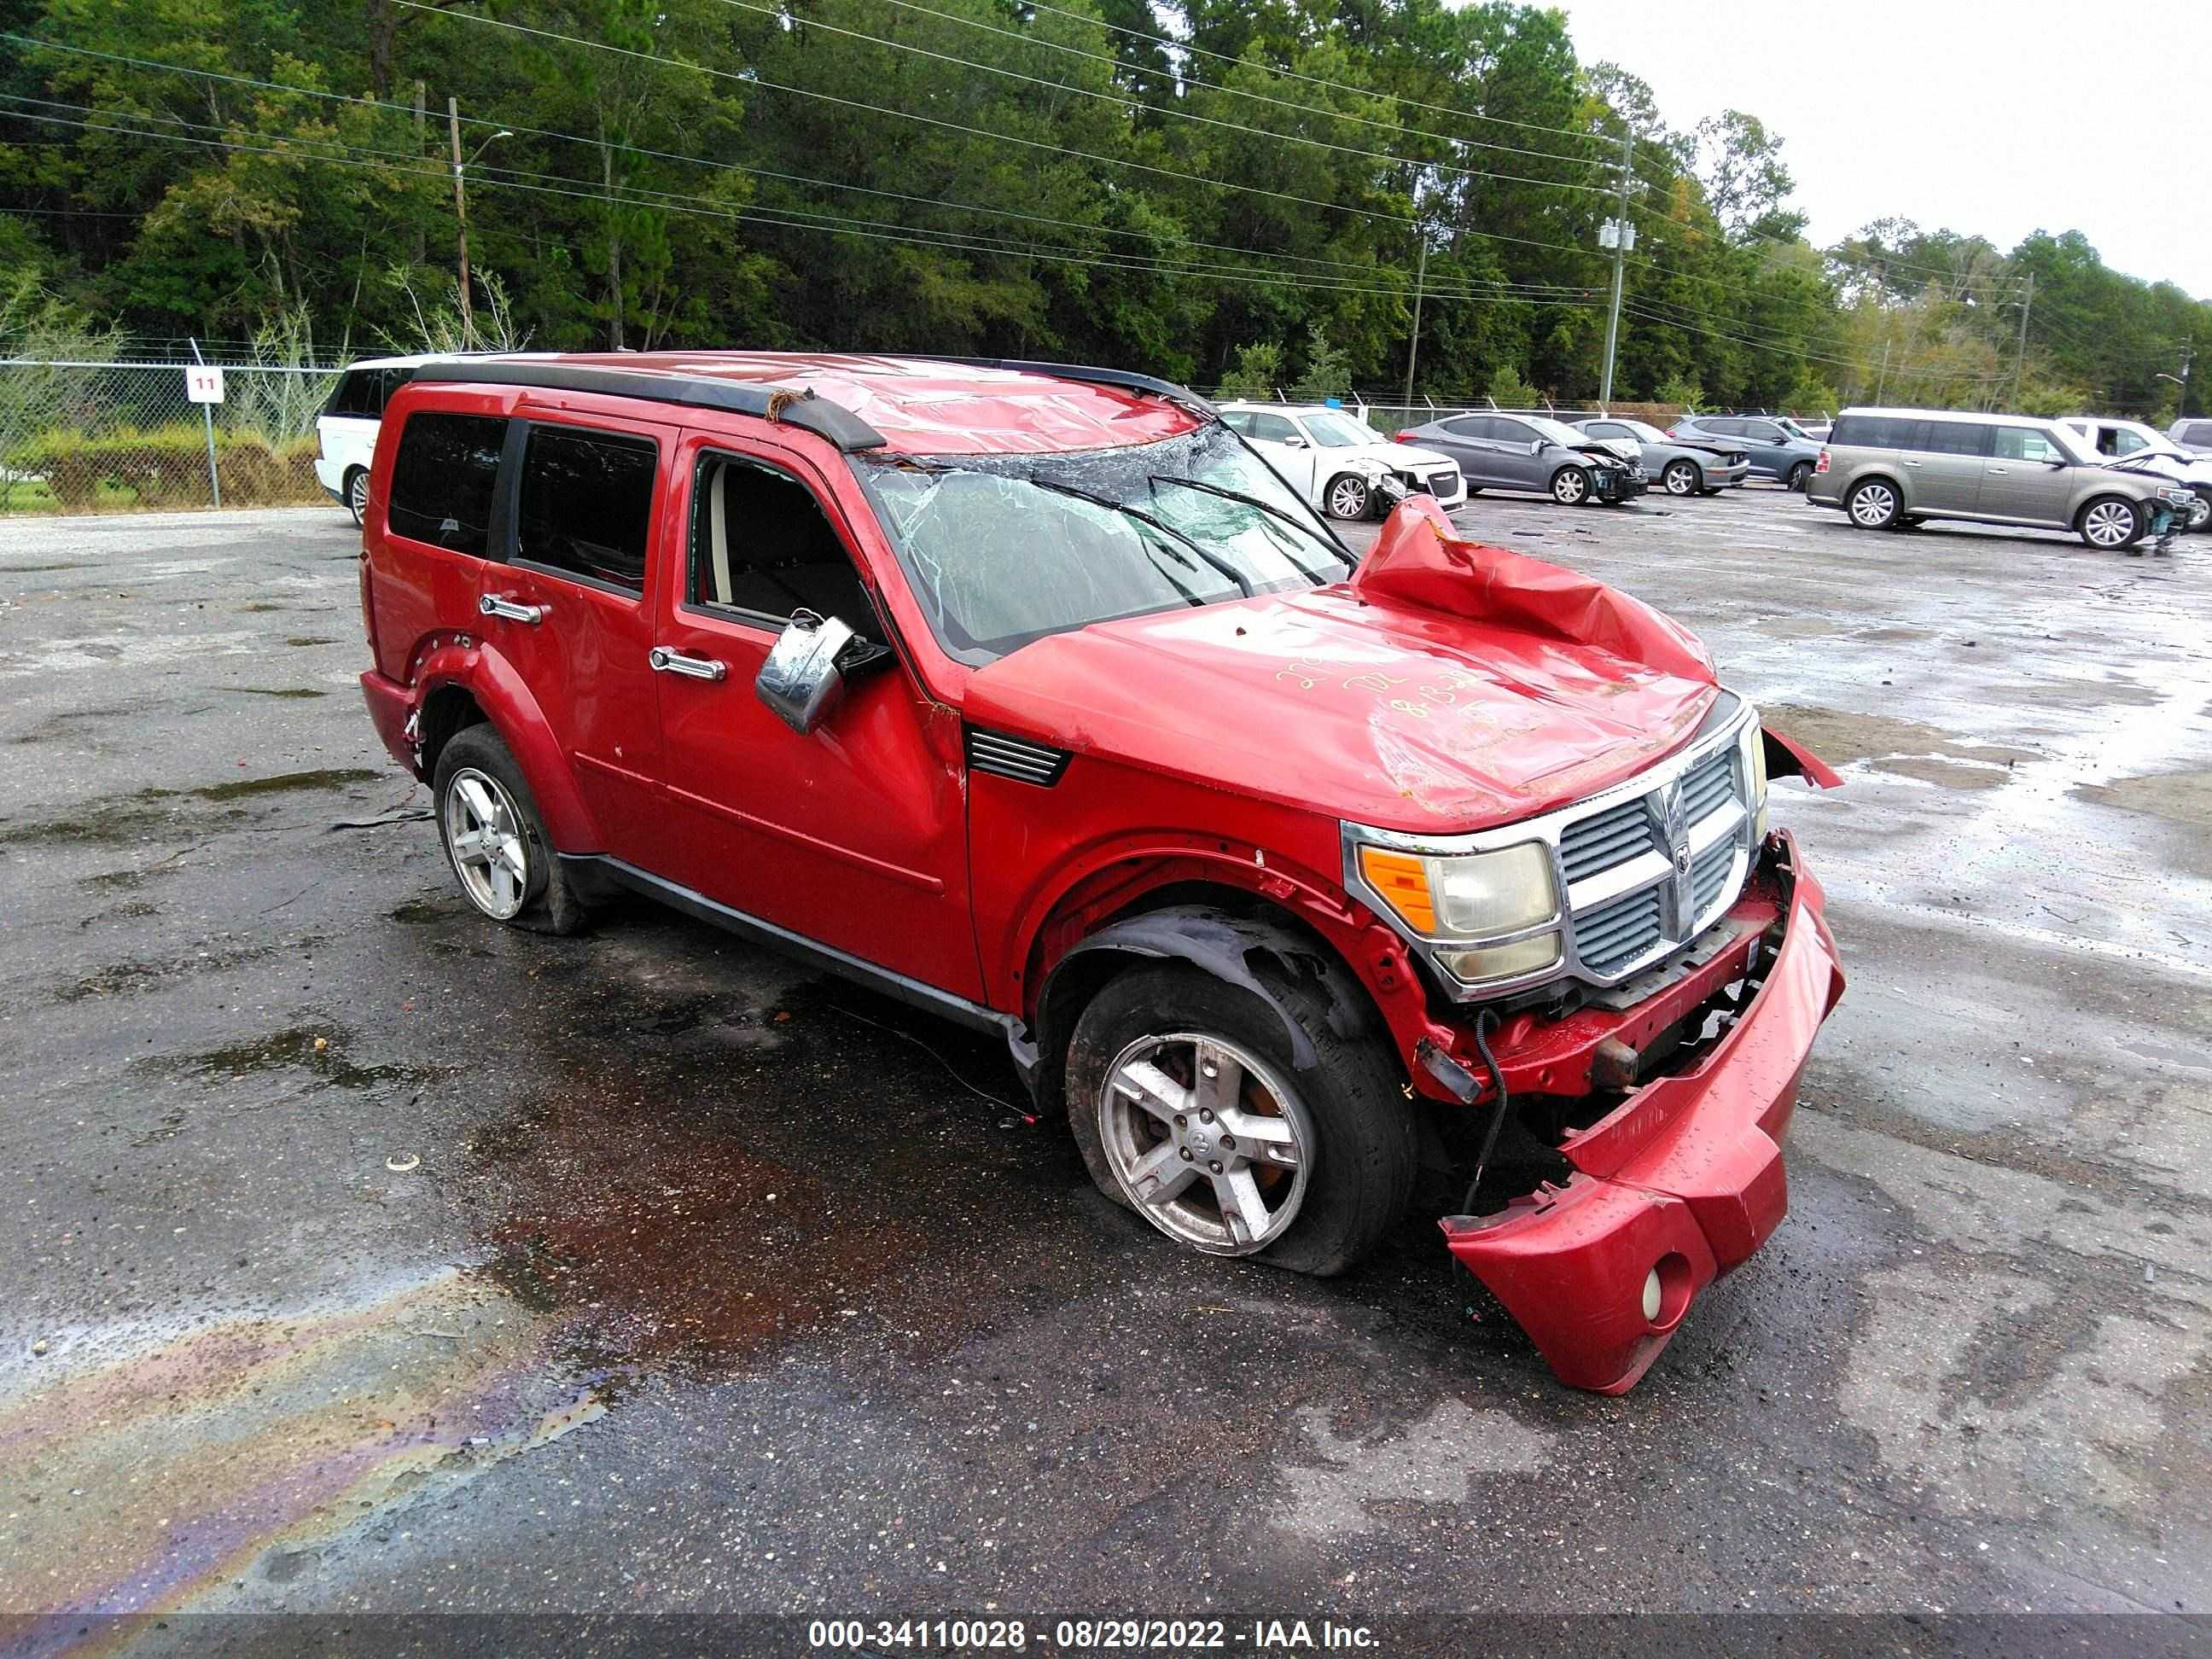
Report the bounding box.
[139,1022,434,1094]
[283,637,336,648]
[2071,767,2212,829]
[0,770,383,847]
[221,687,328,700]
[0,1270,589,1621]
[57,943,277,1004]
[462,979,1086,1378]
[388,894,466,926]
[1763,702,2037,789]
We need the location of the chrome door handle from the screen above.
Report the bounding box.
[1901,458,1922,468]
[1987,466,2011,474]
[649,645,727,682]
[479,593,544,624]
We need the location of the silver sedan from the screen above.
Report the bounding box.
[1575,417,1750,498]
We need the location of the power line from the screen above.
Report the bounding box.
[1016,0,1614,152]
[712,0,1619,200]
[1,102,1613,309]
[861,0,1614,172]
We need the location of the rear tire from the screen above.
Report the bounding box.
[343,467,369,528]
[1064,962,1415,1278]
[1787,461,1812,492]
[433,725,590,935]
[2077,495,2145,551]
[1845,478,1901,531]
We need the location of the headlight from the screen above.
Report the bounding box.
[1356,841,1557,937]
[1746,710,1770,842]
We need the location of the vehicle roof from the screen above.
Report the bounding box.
[1835,405,2057,426]
[1219,400,1359,416]
[410,352,1208,457]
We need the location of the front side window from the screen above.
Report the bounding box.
[1993,426,2066,463]
[1249,413,1300,444]
[859,420,1351,666]
[689,451,876,635]
[1743,421,1785,441]
[1220,410,1254,435]
[326,371,377,419]
[1616,420,1668,442]
[514,425,657,592]
[2110,428,2149,456]
[387,411,507,556]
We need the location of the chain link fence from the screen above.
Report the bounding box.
[0,359,343,515]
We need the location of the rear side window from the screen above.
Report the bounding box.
[1920,421,1989,457]
[2177,422,2212,446]
[515,425,658,593]
[387,412,507,556]
[1441,416,1489,438]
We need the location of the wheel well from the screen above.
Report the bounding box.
[1029,882,1390,1115]
[1848,472,1902,500]
[2075,492,2141,524]
[416,684,487,778]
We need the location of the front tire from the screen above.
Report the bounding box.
[433,725,589,935]
[2077,495,2145,550]
[1846,478,1901,530]
[1323,474,1371,521]
[1662,458,1702,497]
[1787,461,1812,492]
[1064,963,1415,1277]
[343,467,369,528]
[2186,490,2211,533]
[1550,465,1592,506]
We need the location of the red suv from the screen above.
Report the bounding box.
[356,353,1845,1394]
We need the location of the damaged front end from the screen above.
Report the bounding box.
[1430,835,1842,1393]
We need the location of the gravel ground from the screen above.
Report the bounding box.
[0,487,2207,1645]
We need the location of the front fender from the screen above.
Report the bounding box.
[405,639,603,853]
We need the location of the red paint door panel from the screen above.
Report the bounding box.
[648,431,982,1001]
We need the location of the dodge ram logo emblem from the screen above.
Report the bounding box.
[1660,782,1694,934]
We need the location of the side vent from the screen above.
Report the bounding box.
[966,726,1070,787]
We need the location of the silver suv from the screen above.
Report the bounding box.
[1807,407,2196,550]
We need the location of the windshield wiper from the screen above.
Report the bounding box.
[1029,476,1255,599]
[1143,474,1345,577]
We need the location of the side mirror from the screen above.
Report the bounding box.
[755,609,855,736]
[1528,439,1545,455]
[1279,436,1308,449]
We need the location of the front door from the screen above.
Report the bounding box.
[474,412,669,863]
[647,434,984,1001]
[1978,425,2077,526]
[1243,410,1318,504]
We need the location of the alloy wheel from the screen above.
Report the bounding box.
[2188,495,2211,533]
[1848,483,1896,527]
[346,470,369,527]
[1326,476,1370,520]
[443,766,532,919]
[1098,1031,1313,1255]
[2082,500,2138,548]
[1552,469,1588,504]
[1663,460,1697,496]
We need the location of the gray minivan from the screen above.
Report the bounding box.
[1807,407,2197,550]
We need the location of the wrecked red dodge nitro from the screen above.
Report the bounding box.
[355,352,1845,1394]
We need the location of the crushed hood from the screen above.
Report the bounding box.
[963,499,1720,834]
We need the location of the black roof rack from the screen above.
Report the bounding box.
[872,355,1219,418]
[408,358,889,451]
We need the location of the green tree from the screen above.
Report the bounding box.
[1289,323,1350,401]
[1218,341,1284,399]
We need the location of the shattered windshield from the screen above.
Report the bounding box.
[858,422,1353,665]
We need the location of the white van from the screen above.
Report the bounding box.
[315,356,428,525]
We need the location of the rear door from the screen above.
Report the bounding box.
[1423,416,1498,485]
[474,411,671,861]
[1978,424,2075,525]
[646,433,984,999]
[1897,418,1988,514]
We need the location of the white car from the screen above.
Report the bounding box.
[2061,416,2212,531]
[315,354,433,526]
[1217,401,1466,520]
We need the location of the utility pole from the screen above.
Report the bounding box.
[1598,129,1634,410]
[2178,343,2196,419]
[2011,271,2034,407]
[1875,337,1890,404]
[1400,236,1428,410]
[447,97,474,349]
[411,80,427,268]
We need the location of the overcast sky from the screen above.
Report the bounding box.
[1547,0,2209,301]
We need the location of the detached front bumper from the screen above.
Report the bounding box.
[1441,834,1843,1394]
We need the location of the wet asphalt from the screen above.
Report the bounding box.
[0,487,2208,1639]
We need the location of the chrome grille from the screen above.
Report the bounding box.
[1692,837,1738,917]
[1559,799,1652,883]
[1680,748,1736,824]
[1574,888,1664,976]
